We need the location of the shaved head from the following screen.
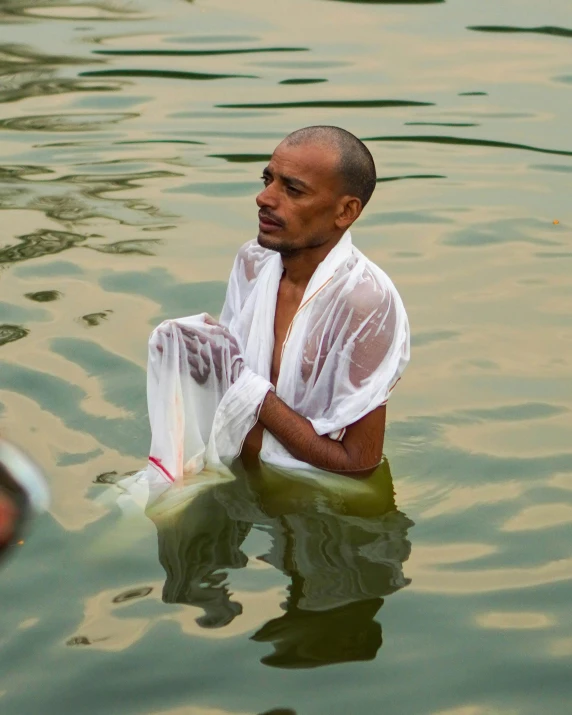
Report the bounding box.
[256,126,376,255]
[283,126,377,208]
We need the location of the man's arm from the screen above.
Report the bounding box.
[258,391,386,477]
[170,319,387,476]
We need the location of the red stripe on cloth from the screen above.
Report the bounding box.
[148,456,175,483]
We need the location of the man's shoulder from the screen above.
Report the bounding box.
[341,248,404,315]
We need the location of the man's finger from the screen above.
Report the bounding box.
[214,360,223,382]
[188,353,201,371]
[190,367,208,385]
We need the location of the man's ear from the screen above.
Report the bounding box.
[335,196,362,230]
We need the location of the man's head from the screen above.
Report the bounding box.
[256,126,376,255]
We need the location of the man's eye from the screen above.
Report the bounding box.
[286,185,301,196]
[260,175,270,186]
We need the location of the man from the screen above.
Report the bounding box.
[146,126,409,486]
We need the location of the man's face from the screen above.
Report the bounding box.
[256,140,347,254]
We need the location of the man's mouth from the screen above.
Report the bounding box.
[258,211,283,232]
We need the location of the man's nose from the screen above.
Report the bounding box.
[256,183,279,209]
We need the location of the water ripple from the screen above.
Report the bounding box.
[363,134,572,158]
[468,25,572,40]
[0,229,87,265]
[0,112,137,132]
[81,69,259,81]
[24,290,62,302]
[93,47,309,57]
[218,99,435,109]
[0,325,29,346]
[329,0,444,4]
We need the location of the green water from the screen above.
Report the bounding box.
[1,0,571,712]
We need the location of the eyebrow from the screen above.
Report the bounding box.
[262,166,312,192]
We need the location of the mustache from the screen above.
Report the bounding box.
[258,209,285,228]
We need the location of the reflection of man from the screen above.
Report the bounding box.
[0,440,49,564]
[152,460,413,668]
[147,126,410,481]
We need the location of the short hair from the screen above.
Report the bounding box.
[284,125,377,207]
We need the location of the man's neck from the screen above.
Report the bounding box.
[280,234,343,288]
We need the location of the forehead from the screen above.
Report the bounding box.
[269,140,342,189]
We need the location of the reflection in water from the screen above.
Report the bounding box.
[0,164,177,241]
[86,239,160,255]
[93,47,309,58]
[364,135,572,156]
[0,1,142,21]
[279,78,327,85]
[0,229,87,265]
[209,153,272,163]
[218,99,434,109]
[24,290,62,302]
[328,1,443,4]
[80,311,112,327]
[152,460,413,668]
[112,586,153,604]
[468,25,572,40]
[363,134,572,158]
[81,69,258,81]
[0,43,120,105]
[377,173,446,183]
[405,122,478,127]
[0,112,137,132]
[0,325,29,346]
[66,636,93,646]
[0,0,569,711]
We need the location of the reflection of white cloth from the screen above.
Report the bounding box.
[137,231,410,493]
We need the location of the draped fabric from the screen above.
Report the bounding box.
[136,230,410,496]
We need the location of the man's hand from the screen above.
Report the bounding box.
[156,316,244,386]
[181,318,244,386]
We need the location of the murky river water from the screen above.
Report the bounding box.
[1,0,571,713]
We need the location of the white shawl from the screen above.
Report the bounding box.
[138,231,410,495]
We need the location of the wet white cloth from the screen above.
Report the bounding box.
[137,230,410,494]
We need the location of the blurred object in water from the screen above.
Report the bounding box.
[0,439,49,564]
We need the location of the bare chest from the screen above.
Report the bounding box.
[270,279,305,386]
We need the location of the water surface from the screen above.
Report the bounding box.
[1,0,571,713]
